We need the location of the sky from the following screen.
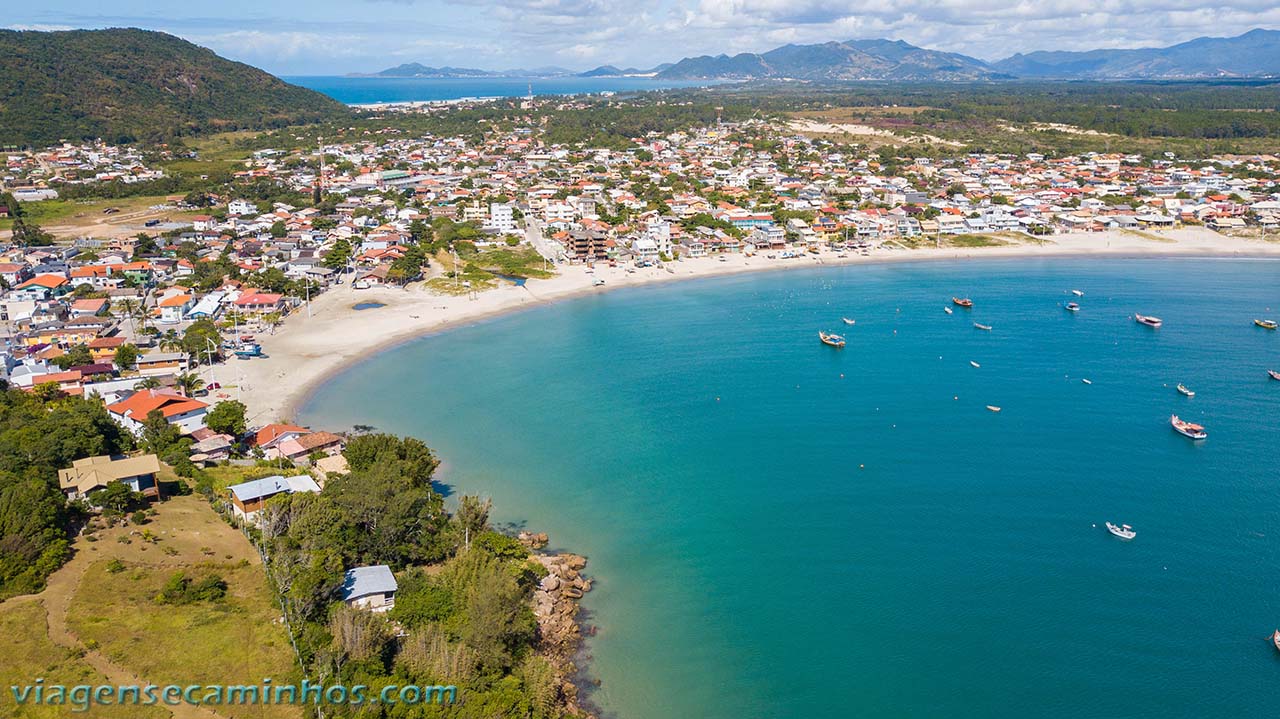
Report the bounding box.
[7,1,1280,75]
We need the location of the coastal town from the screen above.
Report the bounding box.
[3,110,1280,418]
[2,102,1280,717]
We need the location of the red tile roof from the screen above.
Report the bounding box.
[106,390,208,420]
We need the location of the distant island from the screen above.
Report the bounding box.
[365,29,1280,82]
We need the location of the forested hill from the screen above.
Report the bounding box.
[0,28,351,146]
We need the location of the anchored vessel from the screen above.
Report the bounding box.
[1065,302,1080,312]
[1106,522,1136,540]
[1135,314,1163,328]
[818,331,846,348]
[1170,414,1207,440]
[1255,319,1278,330]
[952,297,973,308]
[1177,384,1195,397]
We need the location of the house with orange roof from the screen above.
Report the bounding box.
[88,336,128,363]
[233,290,286,315]
[13,274,70,300]
[251,423,311,449]
[106,389,209,436]
[157,293,195,324]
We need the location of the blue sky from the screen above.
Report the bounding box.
[8,1,1280,75]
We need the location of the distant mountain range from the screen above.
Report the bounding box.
[370,29,1280,82]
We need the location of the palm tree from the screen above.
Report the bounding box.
[133,376,162,390]
[159,330,183,353]
[174,372,205,398]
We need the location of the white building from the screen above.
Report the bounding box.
[488,203,517,233]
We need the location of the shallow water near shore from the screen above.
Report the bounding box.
[302,258,1280,718]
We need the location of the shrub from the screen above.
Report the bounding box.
[105,559,126,574]
[154,571,227,604]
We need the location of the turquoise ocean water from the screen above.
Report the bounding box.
[301,258,1280,718]
[283,76,720,104]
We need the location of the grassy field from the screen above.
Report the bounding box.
[161,131,259,178]
[1,194,200,241]
[0,602,168,718]
[0,493,303,719]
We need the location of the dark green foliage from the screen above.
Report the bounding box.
[205,400,247,437]
[88,482,144,515]
[181,319,222,359]
[389,569,457,628]
[342,434,439,488]
[154,570,228,604]
[0,28,351,145]
[0,389,133,598]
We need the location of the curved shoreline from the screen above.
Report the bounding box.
[232,228,1280,426]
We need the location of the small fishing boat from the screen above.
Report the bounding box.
[952,297,973,308]
[1272,629,1280,653]
[973,322,992,331]
[1269,370,1280,381]
[944,306,953,314]
[1255,319,1278,330]
[842,317,856,326]
[819,331,846,348]
[1177,383,1194,397]
[1065,302,1080,312]
[986,405,1001,413]
[1071,289,1085,297]
[1170,414,1207,440]
[1135,314,1163,328]
[1082,379,1092,385]
[970,360,981,368]
[1105,522,1136,540]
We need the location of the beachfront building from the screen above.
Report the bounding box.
[106,390,209,436]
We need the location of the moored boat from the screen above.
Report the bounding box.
[1170,414,1207,440]
[1177,383,1194,397]
[943,306,953,314]
[1269,370,1280,381]
[1065,302,1080,312]
[970,360,981,368]
[973,322,992,331]
[1272,629,1280,653]
[986,405,1001,413]
[1105,522,1136,540]
[1135,313,1163,328]
[842,317,856,325]
[1082,378,1092,385]
[1255,319,1278,330]
[1071,289,1085,297]
[819,331,846,348]
[952,297,973,308]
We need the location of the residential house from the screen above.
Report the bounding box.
[267,431,346,462]
[340,565,398,613]
[57,454,162,501]
[226,474,321,522]
[106,390,208,436]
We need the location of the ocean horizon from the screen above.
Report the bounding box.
[302,257,1280,718]
[284,75,723,105]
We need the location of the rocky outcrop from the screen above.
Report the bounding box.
[531,549,594,717]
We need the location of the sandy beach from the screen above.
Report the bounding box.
[228,228,1280,426]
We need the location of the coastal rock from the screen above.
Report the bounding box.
[519,531,550,549]
[539,574,561,592]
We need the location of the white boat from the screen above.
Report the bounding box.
[593,279,606,287]
[1082,379,1092,385]
[1105,522,1136,540]
[842,317,856,325]
[1071,289,1085,297]
[353,279,371,290]
[973,322,992,331]
[1135,313,1163,328]
[1171,414,1207,440]
[1177,383,1194,397]
[986,405,1001,413]
[944,307,953,314]
[970,360,981,368]
[1065,302,1080,312]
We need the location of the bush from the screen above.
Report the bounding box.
[154,571,227,604]
[130,510,148,525]
[105,559,126,574]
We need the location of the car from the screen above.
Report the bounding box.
[206,382,222,391]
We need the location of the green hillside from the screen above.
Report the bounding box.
[0,28,350,146]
